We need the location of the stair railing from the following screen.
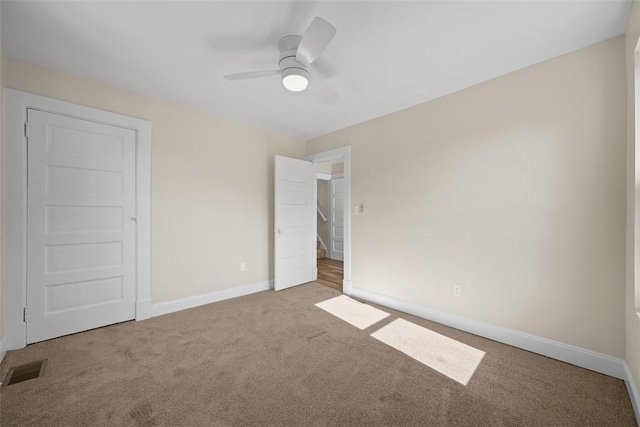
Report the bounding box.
[317,206,328,222]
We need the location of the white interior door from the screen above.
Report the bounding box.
[330,177,344,261]
[26,109,137,344]
[274,156,315,291]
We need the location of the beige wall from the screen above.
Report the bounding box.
[626,2,640,400]
[316,162,333,175]
[308,37,627,357]
[5,58,304,304]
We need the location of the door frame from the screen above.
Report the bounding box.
[3,89,152,353]
[305,147,352,295]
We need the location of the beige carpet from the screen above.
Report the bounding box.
[371,318,485,386]
[315,295,389,329]
[1,283,636,426]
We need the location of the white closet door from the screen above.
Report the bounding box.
[26,109,137,344]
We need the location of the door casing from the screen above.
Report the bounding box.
[3,89,152,353]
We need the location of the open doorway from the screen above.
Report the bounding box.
[316,162,344,291]
[306,146,352,295]
[274,147,350,293]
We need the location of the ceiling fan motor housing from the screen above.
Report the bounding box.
[279,53,309,78]
[278,35,308,74]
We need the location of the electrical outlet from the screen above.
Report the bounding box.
[453,284,462,297]
[240,262,246,272]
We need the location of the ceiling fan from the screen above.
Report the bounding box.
[223,17,339,104]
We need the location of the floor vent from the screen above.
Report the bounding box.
[3,360,47,387]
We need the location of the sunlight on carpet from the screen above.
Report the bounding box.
[315,295,390,330]
[371,318,485,385]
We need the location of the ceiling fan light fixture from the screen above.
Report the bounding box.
[282,68,309,92]
[224,17,338,102]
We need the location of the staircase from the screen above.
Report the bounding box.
[317,239,327,259]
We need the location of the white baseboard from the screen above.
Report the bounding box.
[351,287,625,380]
[135,299,152,321]
[152,280,272,317]
[624,361,640,424]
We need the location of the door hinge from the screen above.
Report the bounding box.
[24,122,31,138]
[23,307,28,322]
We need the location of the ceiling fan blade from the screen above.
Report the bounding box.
[224,70,280,81]
[309,76,339,105]
[296,17,336,67]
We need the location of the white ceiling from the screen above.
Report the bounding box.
[1,1,632,140]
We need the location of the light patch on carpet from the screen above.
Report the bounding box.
[315,295,390,330]
[371,318,485,385]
